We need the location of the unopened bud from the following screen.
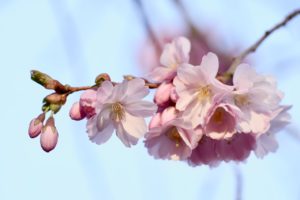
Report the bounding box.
[95,73,111,85]
[44,93,67,105]
[43,93,67,114]
[49,104,62,114]
[154,82,173,106]
[123,75,135,81]
[40,117,58,153]
[28,113,45,138]
[170,87,179,102]
[31,70,56,89]
[30,70,68,93]
[69,102,86,120]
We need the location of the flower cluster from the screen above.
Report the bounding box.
[145,37,290,166]
[28,37,290,167]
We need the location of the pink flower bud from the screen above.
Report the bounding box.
[80,89,96,118]
[161,107,177,125]
[154,82,173,106]
[69,102,86,120]
[170,86,179,102]
[28,113,45,138]
[149,113,162,129]
[40,117,58,153]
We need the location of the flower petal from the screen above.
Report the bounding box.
[233,64,256,90]
[254,133,278,158]
[125,100,157,117]
[160,36,191,67]
[122,112,147,139]
[177,63,205,86]
[200,52,219,79]
[87,116,114,145]
[177,126,203,149]
[115,123,139,147]
[148,66,176,82]
[96,81,113,106]
[125,78,149,101]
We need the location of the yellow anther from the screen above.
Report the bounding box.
[211,107,224,124]
[166,127,182,147]
[111,102,125,121]
[197,85,212,102]
[234,94,249,107]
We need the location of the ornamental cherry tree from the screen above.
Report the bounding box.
[28,9,299,167]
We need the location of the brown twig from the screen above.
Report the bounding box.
[123,75,160,89]
[227,9,300,74]
[67,85,95,93]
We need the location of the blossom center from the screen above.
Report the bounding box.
[166,127,181,147]
[211,108,224,124]
[111,102,125,121]
[197,85,211,102]
[234,94,249,107]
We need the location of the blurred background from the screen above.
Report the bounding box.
[0,0,299,199]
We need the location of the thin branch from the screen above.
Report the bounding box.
[133,0,162,53]
[234,166,243,200]
[123,75,160,88]
[174,0,204,37]
[227,9,300,74]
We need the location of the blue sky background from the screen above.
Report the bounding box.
[0,1,300,200]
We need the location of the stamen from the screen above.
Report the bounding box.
[211,108,224,124]
[234,94,249,107]
[197,85,211,102]
[166,127,182,147]
[111,102,125,121]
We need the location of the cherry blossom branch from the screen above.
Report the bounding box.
[123,75,160,88]
[227,9,300,75]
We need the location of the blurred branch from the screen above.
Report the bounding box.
[234,166,243,200]
[133,0,162,52]
[174,0,204,38]
[227,9,300,74]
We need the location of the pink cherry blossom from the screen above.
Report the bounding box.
[204,103,238,140]
[87,79,157,147]
[80,89,97,118]
[254,105,291,158]
[232,64,283,133]
[145,118,202,160]
[40,117,58,152]
[174,52,232,127]
[28,113,45,138]
[149,37,191,82]
[188,133,256,167]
